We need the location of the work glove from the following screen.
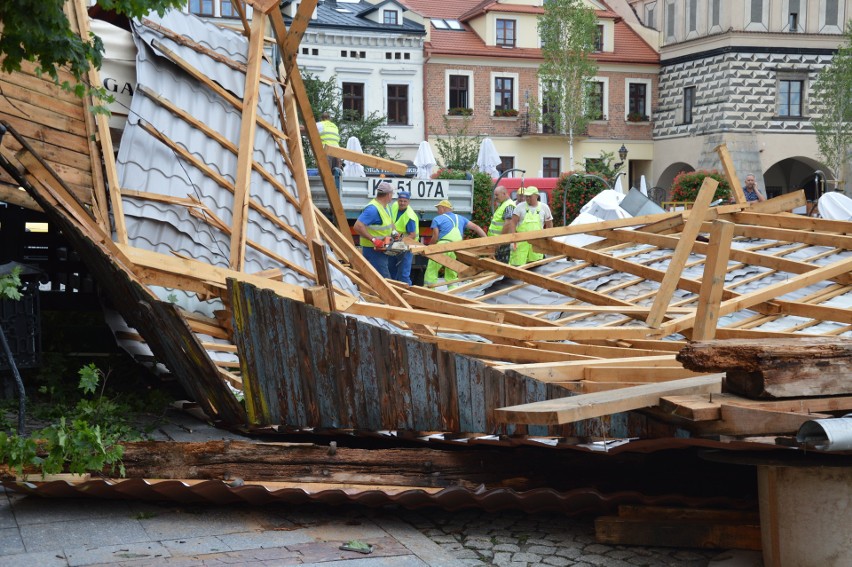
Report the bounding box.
[371,237,386,250]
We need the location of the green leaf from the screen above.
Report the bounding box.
[78,363,101,395]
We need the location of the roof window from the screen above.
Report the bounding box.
[432,19,463,30]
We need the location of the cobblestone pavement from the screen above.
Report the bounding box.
[400,508,762,567]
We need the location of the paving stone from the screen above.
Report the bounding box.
[477,549,494,558]
[492,535,517,544]
[674,549,713,560]
[555,547,582,559]
[429,535,458,544]
[583,543,613,554]
[577,553,609,566]
[494,543,520,552]
[1,550,69,567]
[527,545,556,555]
[493,551,513,564]
[0,527,25,555]
[160,536,230,557]
[524,537,550,545]
[606,549,636,560]
[542,556,572,566]
[511,551,542,563]
[456,549,480,559]
[459,560,487,566]
[439,542,464,552]
[463,538,493,550]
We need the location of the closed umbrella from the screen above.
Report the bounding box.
[414,141,436,179]
[476,138,501,178]
[342,136,366,177]
[640,175,648,197]
[614,175,626,195]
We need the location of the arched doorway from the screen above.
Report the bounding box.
[764,157,832,201]
[655,162,695,198]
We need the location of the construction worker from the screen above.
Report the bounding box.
[488,185,515,263]
[353,182,395,278]
[388,190,419,285]
[507,186,553,266]
[423,200,486,288]
[317,111,340,170]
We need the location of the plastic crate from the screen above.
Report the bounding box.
[0,289,40,371]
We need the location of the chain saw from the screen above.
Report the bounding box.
[373,231,409,256]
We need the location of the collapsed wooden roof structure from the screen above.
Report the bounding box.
[2,0,852,456]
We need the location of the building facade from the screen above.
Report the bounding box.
[627,0,851,199]
[402,0,659,189]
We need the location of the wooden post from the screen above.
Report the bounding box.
[309,238,336,312]
[692,220,735,340]
[228,10,266,271]
[646,176,718,328]
[715,143,747,204]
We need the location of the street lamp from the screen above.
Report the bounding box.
[614,144,628,169]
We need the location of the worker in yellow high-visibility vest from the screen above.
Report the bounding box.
[506,186,553,266]
[388,190,419,285]
[488,185,515,263]
[317,112,340,171]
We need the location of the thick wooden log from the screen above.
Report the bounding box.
[678,338,852,399]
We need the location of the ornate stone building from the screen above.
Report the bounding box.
[626,0,851,199]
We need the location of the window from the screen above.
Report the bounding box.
[750,0,762,22]
[449,75,469,110]
[825,0,839,26]
[788,0,800,31]
[383,10,399,25]
[645,2,657,29]
[189,0,214,16]
[220,0,236,17]
[542,158,561,178]
[494,77,514,111]
[496,19,516,47]
[666,1,675,39]
[688,0,697,32]
[499,156,515,175]
[594,25,604,51]
[587,81,605,120]
[628,82,648,119]
[387,84,409,125]
[683,86,695,124]
[711,0,721,26]
[778,80,803,117]
[342,82,364,120]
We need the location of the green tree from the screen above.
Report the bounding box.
[535,0,598,168]
[434,116,483,170]
[812,20,852,191]
[0,0,184,86]
[301,72,391,167]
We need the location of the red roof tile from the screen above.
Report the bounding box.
[399,0,484,19]
[594,19,658,64]
[426,28,542,59]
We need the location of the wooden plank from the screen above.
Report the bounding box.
[344,302,665,342]
[715,143,747,204]
[0,186,42,211]
[325,145,407,175]
[283,81,321,244]
[148,39,288,142]
[692,220,735,340]
[416,335,592,364]
[270,0,316,77]
[229,10,266,271]
[493,375,723,425]
[455,251,637,308]
[495,355,682,382]
[695,404,832,435]
[583,366,710,383]
[119,244,305,301]
[596,511,761,550]
[309,239,335,311]
[658,395,722,421]
[646,176,718,328]
[732,211,852,234]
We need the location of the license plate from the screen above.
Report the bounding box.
[369,178,448,200]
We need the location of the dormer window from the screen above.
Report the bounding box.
[496,19,516,47]
[383,9,399,25]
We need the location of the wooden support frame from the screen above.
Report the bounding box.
[692,220,735,340]
[715,143,747,204]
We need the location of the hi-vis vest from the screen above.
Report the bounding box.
[391,202,419,239]
[488,199,515,236]
[437,213,463,243]
[359,199,394,247]
[319,120,340,147]
[517,204,543,233]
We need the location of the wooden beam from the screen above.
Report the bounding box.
[731,211,852,234]
[646,176,719,328]
[493,355,682,382]
[715,143,747,204]
[0,185,41,211]
[692,220,735,340]
[309,238,335,311]
[268,0,316,78]
[494,375,723,425]
[416,335,591,364]
[324,145,407,175]
[583,366,710,383]
[455,251,638,308]
[228,10,266,271]
[148,39,288,142]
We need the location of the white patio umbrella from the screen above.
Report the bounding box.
[342,136,366,177]
[413,140,436,179]
[614,175,626,195]
[640,175,648,196]
[476,138,501,178]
